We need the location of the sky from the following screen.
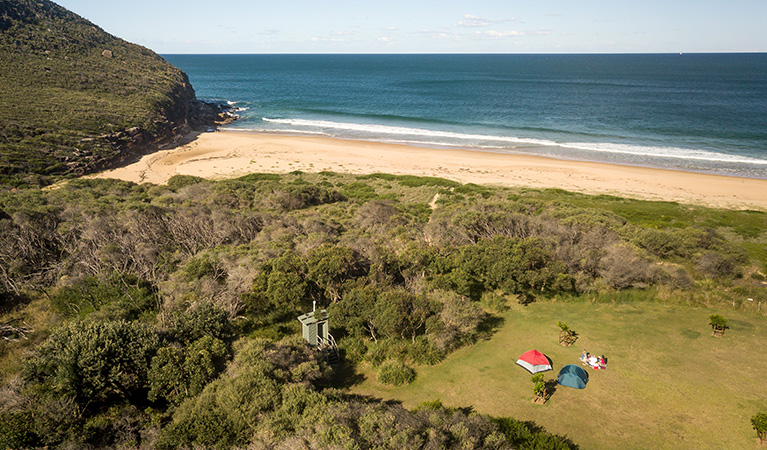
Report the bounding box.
[55,0,767,54]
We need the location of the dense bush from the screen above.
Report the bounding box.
[157,337,330,449]
[2,171,766,449]
[50,272,158,320]
[148,335,229,405]
[23,320,159,408]
[0,410,37,449]
[695,252,742,278]
[433,236,574,301]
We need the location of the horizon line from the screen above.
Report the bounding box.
[159,51,767,56]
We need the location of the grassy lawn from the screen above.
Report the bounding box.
[350,301,767,450]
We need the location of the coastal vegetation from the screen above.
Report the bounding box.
[1,170,765,448]
[0,0,230,188]
[2,2,765,449]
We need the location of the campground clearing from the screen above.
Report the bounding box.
[350,301,767,450]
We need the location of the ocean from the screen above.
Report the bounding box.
[164,54,767,179]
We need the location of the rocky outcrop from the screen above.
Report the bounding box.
[93,81,238,171]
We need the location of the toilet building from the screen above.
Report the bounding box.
[297,309,329,347]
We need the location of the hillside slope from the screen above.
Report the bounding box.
[0,0,232,186]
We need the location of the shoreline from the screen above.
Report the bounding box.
[92,130,767,210]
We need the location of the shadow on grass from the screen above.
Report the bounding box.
[728,319,755,331]
[329,360,367,389]
[545,379,559,399]
[680,329,701,339]
[495,416,580,449]
[477,315,506,340]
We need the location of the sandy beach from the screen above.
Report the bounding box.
[93,130,767,210]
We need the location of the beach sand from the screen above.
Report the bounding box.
[93,130,767,210]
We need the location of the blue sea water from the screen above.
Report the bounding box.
[164,54,767,179]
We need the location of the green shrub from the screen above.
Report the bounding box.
[0,411,39,449]
[708,314,729,330]
[148,335,229,405]
[337,337,368,364]
[494,417,577,449]
[23,320,159,408]
[236,173,282,183]
[397,175,460,188]
[49,273,158,320]
[169,302,233,344]
[406,337,444,365]
[480,291,509,312]
[454,183,493,198]
[167,175,205,191]
[181,253,227,282]
[340,182,378,201]
[377,360,416,386]
[364,339,407,367]
[634,228,687,258]
[437,236,573,301]
[531,374,546,397]
[752,412,767,443]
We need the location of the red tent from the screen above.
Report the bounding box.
[516,350,553,374]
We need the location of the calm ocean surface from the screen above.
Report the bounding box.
[164,54,767,178]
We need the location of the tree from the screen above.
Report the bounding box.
[306,244,365,302]
[752,412,767,443]
[557,321,578,347]
[709,314,729,337]
[427,290,487,351]
[327,282,378,340]
[157,337,329,449]
[531,374,547,404]
[243,251,308,323]
[373,289,435,342]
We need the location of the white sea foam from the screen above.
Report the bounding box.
[226,127,329,136]
[260,117,767,166]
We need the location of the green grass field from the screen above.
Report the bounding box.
[350,300,767,450]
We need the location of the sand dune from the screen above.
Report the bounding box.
[93,131,767,210]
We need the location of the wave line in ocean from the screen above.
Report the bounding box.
[258,117,767,166]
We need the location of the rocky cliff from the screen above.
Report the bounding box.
[0,0,235,186]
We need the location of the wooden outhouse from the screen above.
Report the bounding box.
[297,309,329,347]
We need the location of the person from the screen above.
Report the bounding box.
[599,355,607,368]
[580,350,588,361]
[588,354,599,367]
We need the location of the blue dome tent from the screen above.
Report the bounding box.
[557,364,589,389]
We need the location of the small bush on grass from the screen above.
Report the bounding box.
[752,412,767,443]
[709,314,729,330]
[531,373,547,402]
[377,360,416,386]
[709,314,729,337]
